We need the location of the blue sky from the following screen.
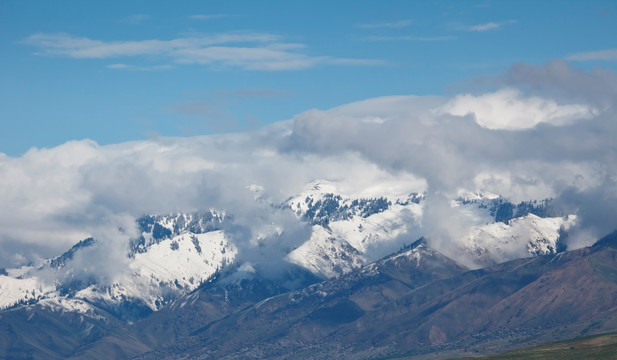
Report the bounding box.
[1,0,617,156]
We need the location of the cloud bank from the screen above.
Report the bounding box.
[1,61,616,276]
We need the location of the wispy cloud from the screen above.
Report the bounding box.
[217,88,295,98]
[358,20,412,29]
[465,20,517,32]
[23,32,282,58]
[173,100,225,118]
[170,88,295,134]
[23,32,380,71]
[106,63,132,69]
[106,63,173,71]
[120,14,151,25]
[566,48,617,61]
[361,35,456,42]
[189,14,228,20]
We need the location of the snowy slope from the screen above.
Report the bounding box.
[461,214,576,266]
[131,231,235,290]
[0,214,237,313]
[287,225,365,279]
[77,230,237,310]
[38,297,106,321]
[132,210,227,253]
[0,274,56,309]
[286,180,424,278]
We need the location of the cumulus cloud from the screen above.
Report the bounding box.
[1,61,615,276]
[22,32,380,71]
[0,130,419,270]
[553,178,617,248]
[505,59,617,107]
[281,62,617,252]
[438,88,598,130]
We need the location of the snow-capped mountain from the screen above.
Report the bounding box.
[0,212,237,316]
[73,230,237,315]
[0,179,576,318]
[284,180,573,276]
[285,180,424,278]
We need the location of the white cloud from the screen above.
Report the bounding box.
[466,20,517,32]
[469,22,500,31]
[358,20,412,29]
[23,32,281,58]
[189,14,228,20]
[566,48,617,61]
[22,32,379,71]
[0,132,424,268]
[361,35,456,42]
[219,88,294,98]
[438,88,599,130]
[106,63,173,71]
[120,14,151,25]
[106,63,131,69]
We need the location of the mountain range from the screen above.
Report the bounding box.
[1,180,610,359]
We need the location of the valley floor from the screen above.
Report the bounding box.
[457,332,617,360]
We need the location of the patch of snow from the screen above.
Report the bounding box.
[287,226,365,278]
[85,230,238,310]
[461,214,575,265]
[330,203,421,256]
[0,275,56,309]
[5,265,36,278]
[38,297,105,321]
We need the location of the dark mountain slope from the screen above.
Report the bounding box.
[74,264,321,359]
[136,240,469,359]
[0,301,147,360]
[138,237,617,360]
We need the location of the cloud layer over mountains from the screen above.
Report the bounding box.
[1,61,616,275]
